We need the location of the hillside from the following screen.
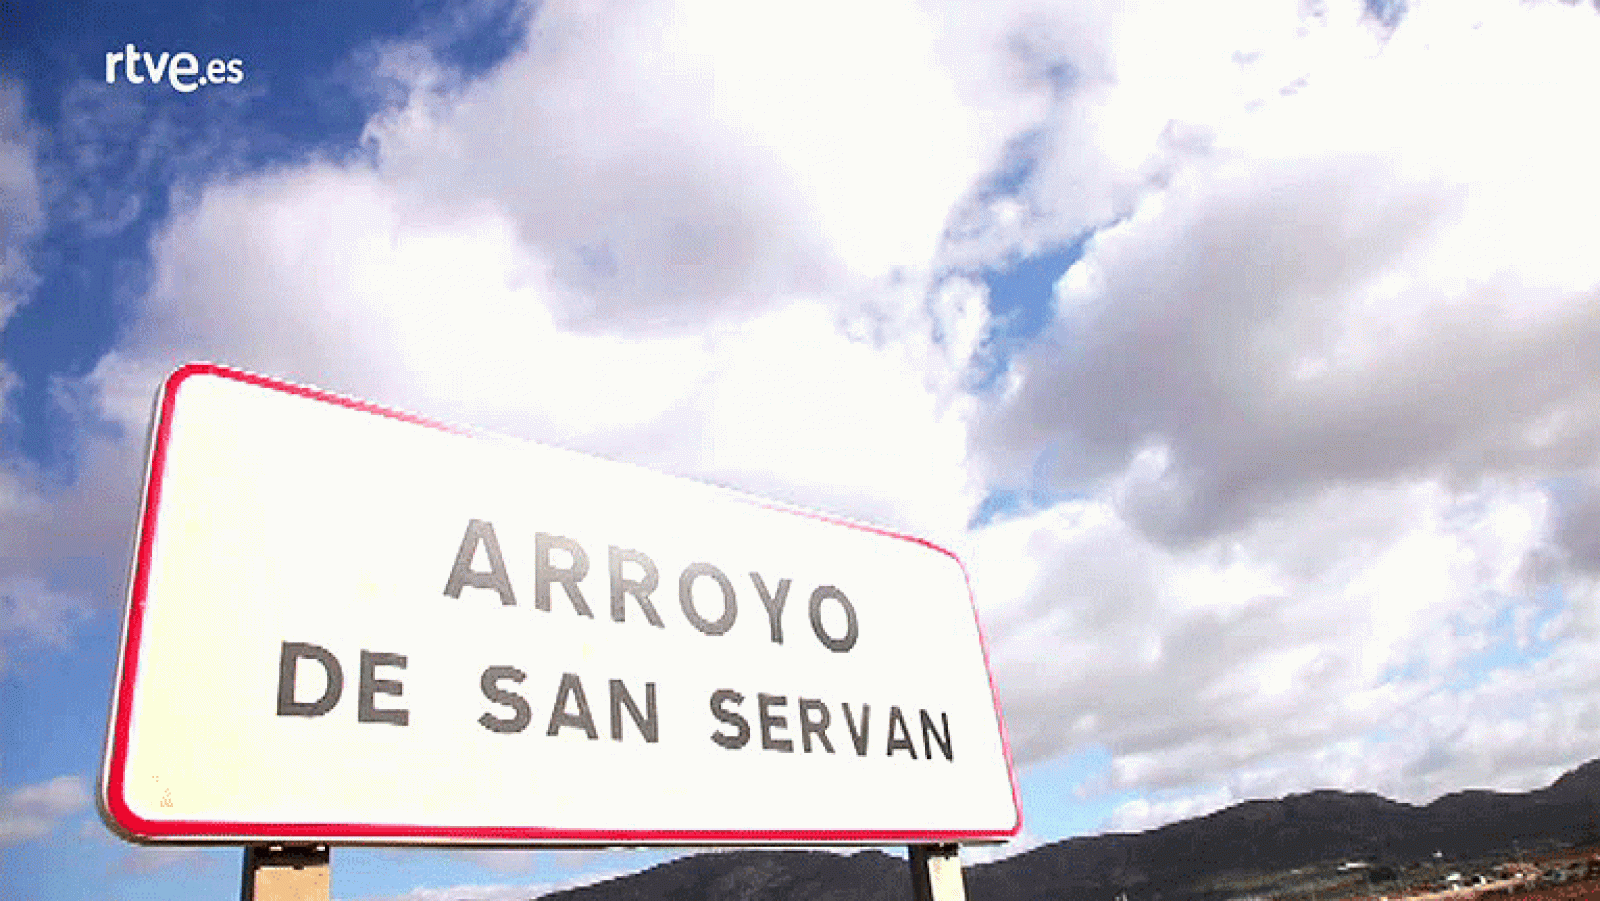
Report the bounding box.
[539,759,1600,901]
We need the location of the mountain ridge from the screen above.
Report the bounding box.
[537,758,1600,901]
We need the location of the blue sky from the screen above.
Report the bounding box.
[6,1,1600,899]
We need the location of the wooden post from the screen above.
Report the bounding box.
[241,845,330,901]
[910,844,966,901]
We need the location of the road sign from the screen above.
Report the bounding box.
[100,363,1022,845]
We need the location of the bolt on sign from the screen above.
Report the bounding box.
[99,364,1022,845]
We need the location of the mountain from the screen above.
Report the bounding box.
[544,849,911,901]
[537,759,1600,901]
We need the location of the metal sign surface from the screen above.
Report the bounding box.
[100,363,1021,845]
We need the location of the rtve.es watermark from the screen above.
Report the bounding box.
[105,44,245,93]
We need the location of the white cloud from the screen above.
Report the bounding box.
[116,845,216,875]
[0,70,279,668]
[962,828,1044,864]
[94,143,989,540]
[358,0,1035,331]
[448,849,545,875]
[47,59,271,243]
[0,575,94,673]
[982,0,1600,537]
[938,0,1373,267]
[1107,787,1235,835]
[0,78,42,328]
[0,370,146,668]
[0,775,89,846]
[969,476,1560,804]
[75,813,226,874]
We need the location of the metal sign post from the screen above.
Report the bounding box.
[241,845,329,901]
[910,844,967,901]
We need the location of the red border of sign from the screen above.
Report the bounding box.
[100,362,1024,845]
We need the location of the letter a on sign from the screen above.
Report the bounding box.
[99,364,1021,846]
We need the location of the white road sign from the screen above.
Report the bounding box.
[100,364,1022,845]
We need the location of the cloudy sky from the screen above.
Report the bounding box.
[6,0,1600,898]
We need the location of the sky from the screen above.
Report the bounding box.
[3,0,1600,898]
